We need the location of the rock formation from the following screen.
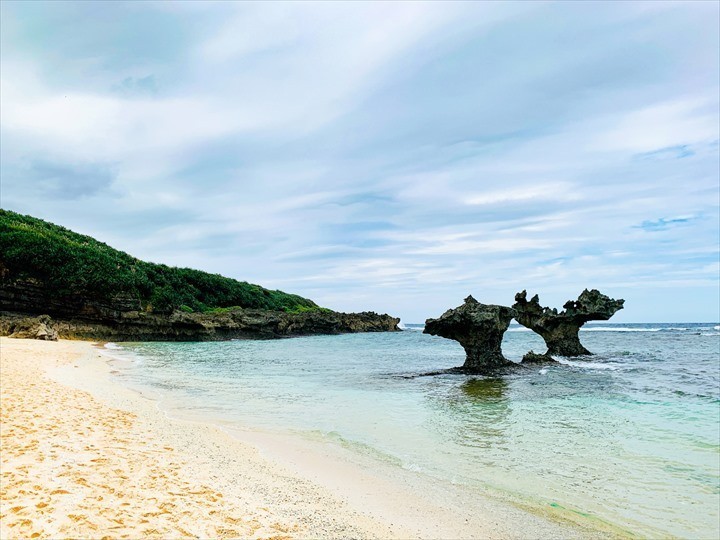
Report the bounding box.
[0,308,399,342]
[513,289,624,356]
[424,296,515,373]
[521,350,556,363]
[0,269,400,342]
[0,210,402,342]
[5,314,58,341]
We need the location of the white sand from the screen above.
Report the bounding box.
[0,338,610,539]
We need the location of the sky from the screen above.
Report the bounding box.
[1,1,718,323]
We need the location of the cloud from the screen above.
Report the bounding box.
[637,216,696,232]
[1,1,718,322]
[634,145,696,161]
[114,75,158,97]
[590,98,719,154]
[2,159,117,200]
[464,183,581,206]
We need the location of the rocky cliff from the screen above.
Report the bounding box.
[0,210,401,341]
[0,277,399,341]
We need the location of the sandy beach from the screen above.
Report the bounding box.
[1,337,601,539]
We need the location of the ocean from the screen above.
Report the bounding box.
[103,323,720,538]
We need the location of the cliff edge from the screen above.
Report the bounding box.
[0,210,399,341]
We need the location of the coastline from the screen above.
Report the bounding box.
[1,337,613,539]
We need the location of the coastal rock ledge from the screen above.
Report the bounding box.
[423,296,515,373]
[0,309,400,342]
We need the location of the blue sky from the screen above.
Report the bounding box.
[1,1,718,322]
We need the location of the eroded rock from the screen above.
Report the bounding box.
[0,309,399,342]
[513,289,624,356]
[8,314,59,341]
[424,296,515,373]
[521,350,556,363]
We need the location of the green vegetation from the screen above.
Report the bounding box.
[0,209,319,314]
[283,305,333,314]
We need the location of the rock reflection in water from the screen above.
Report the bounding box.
[441,378,511,452]
[461,377,508,402]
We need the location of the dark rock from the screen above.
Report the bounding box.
[513,289,624,356]
[0,275,400,341]
[0,277,140,321]
[0,308,399,342]
[423,296,515,373]
[7,314,59,341]
[521,350,556,363]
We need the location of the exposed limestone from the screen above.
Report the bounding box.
[0,309,399,342]
[6,314,58,341]
[513,289,624,356]
[0,273,400,342]
[521,350,556,363]
[423,296,515,373]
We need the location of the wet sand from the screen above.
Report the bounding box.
[0,337,598,539]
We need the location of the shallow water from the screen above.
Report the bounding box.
[107,323,720,538]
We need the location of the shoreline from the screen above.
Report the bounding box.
[1,337,615,539]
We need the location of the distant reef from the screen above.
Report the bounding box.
[0,210,399,341]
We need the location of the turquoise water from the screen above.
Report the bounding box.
[106,323,720,538]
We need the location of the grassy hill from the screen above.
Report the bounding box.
[0,209,319,314]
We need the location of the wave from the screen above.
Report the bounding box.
[101,342,145,365]
[581,327,717,333]
[581,327,662,332]
[514,326,688,333]
[402,325,425,332]
[556,358,618,370]
[412,324,717,334]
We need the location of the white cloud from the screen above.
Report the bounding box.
[1,1,718,322]
[590,97,719,154]
[465,182,581,206]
